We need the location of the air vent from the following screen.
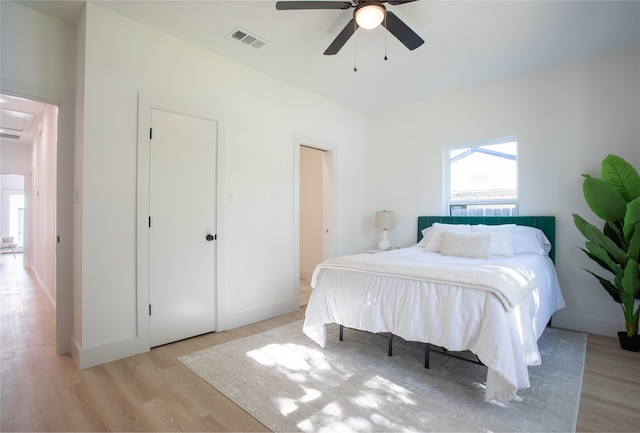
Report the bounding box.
[1,132,21,140]
[227,27,268,49]
[1,108,33,131]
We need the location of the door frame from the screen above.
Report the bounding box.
[136,92,225,352]
[293,135,336,299]
[0,89,67,353]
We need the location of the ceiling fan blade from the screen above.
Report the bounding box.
[276,1,353,10]
[324,19,358,55]
[383,10,424,50]
[387,0,420,4]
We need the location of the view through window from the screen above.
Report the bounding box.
[445,138,518,216]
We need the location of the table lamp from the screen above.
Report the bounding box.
[375,210,395,250]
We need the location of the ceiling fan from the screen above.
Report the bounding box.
[275,1,424,55]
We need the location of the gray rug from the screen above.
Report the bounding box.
[179,321,586,432]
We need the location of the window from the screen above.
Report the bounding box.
[444,137,518,216]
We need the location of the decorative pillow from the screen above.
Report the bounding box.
[424,223,471,252]
[471,224,515,256]
[440,231,491,258]
[513,226,552,255]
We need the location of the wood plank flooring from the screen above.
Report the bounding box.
[1,254,639,432]
[300,278,312,307]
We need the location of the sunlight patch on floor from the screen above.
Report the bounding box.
[275,397,298,416]
[246,343,331,373]
[246,342,426,433]
[364,375,416,405]
[300,385,322,402]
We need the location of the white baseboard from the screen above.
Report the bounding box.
[29,266,56,308]
[552,310,624,337]
[70,336,81,368]
[220,300,299,332]
[73,336,140,369]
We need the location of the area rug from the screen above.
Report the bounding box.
[179,321,586,432]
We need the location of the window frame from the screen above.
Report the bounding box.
[443,135,519,216]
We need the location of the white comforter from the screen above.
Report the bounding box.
[303,246,566,403]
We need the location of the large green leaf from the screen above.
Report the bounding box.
[621,258,639,298]
[579,246,614,274]
[623,197,640,241]
[601,154,640,202]
[582,175,627,222]
[604,220,625,248]
[584,242,623,277]
[582,221,628,265]
[627,222,640,264]
[573,213,590,235]
[583,268,622,303]
[574,214,626,265]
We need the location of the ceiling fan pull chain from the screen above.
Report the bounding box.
[353,19,358,72]
[384,12,388,61]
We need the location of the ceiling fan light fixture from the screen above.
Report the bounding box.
[355,3,385,30]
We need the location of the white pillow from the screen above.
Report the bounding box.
[424,223,471,252]
[416,227,432,247]
[471,224,515,256]
[513,226,552,255]
[440,232,491,258]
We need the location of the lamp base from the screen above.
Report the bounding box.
[378,229,391,251]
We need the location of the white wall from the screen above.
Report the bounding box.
[0,140,32,174]
[366,44,640,337]
[30,103,58,305]
[73,4,367,367]
[73,3,87,353]
[0,1,76,354]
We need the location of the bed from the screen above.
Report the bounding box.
[302,216,566,403]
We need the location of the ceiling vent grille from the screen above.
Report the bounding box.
[1,132,21,140]
[227,27,268,49]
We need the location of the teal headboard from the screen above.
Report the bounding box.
[417,216,556,263]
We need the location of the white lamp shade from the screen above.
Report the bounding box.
[375,211,395,230]
[355,4,385,30]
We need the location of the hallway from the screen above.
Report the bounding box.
[0,253,75,430]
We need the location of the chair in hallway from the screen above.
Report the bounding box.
[1,237,18,258]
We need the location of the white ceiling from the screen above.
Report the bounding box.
[0,94,47,147]
[10,0,640,115]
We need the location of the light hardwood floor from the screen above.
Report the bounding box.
[300,278,312,307]
[1,254,639,432]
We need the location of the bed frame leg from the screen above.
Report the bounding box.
[339,325,343,341]
[388,333,393,356]
[425,343,430,369]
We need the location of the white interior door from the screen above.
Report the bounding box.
[149,108,217,347]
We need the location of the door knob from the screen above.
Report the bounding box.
[206,234,215,241]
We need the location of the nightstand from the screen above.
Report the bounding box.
[365,247,398,254]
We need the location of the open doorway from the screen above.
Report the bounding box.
[299,145,332,306]
[1,92,58,304]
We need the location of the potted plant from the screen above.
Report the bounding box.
[573,154,640,351]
